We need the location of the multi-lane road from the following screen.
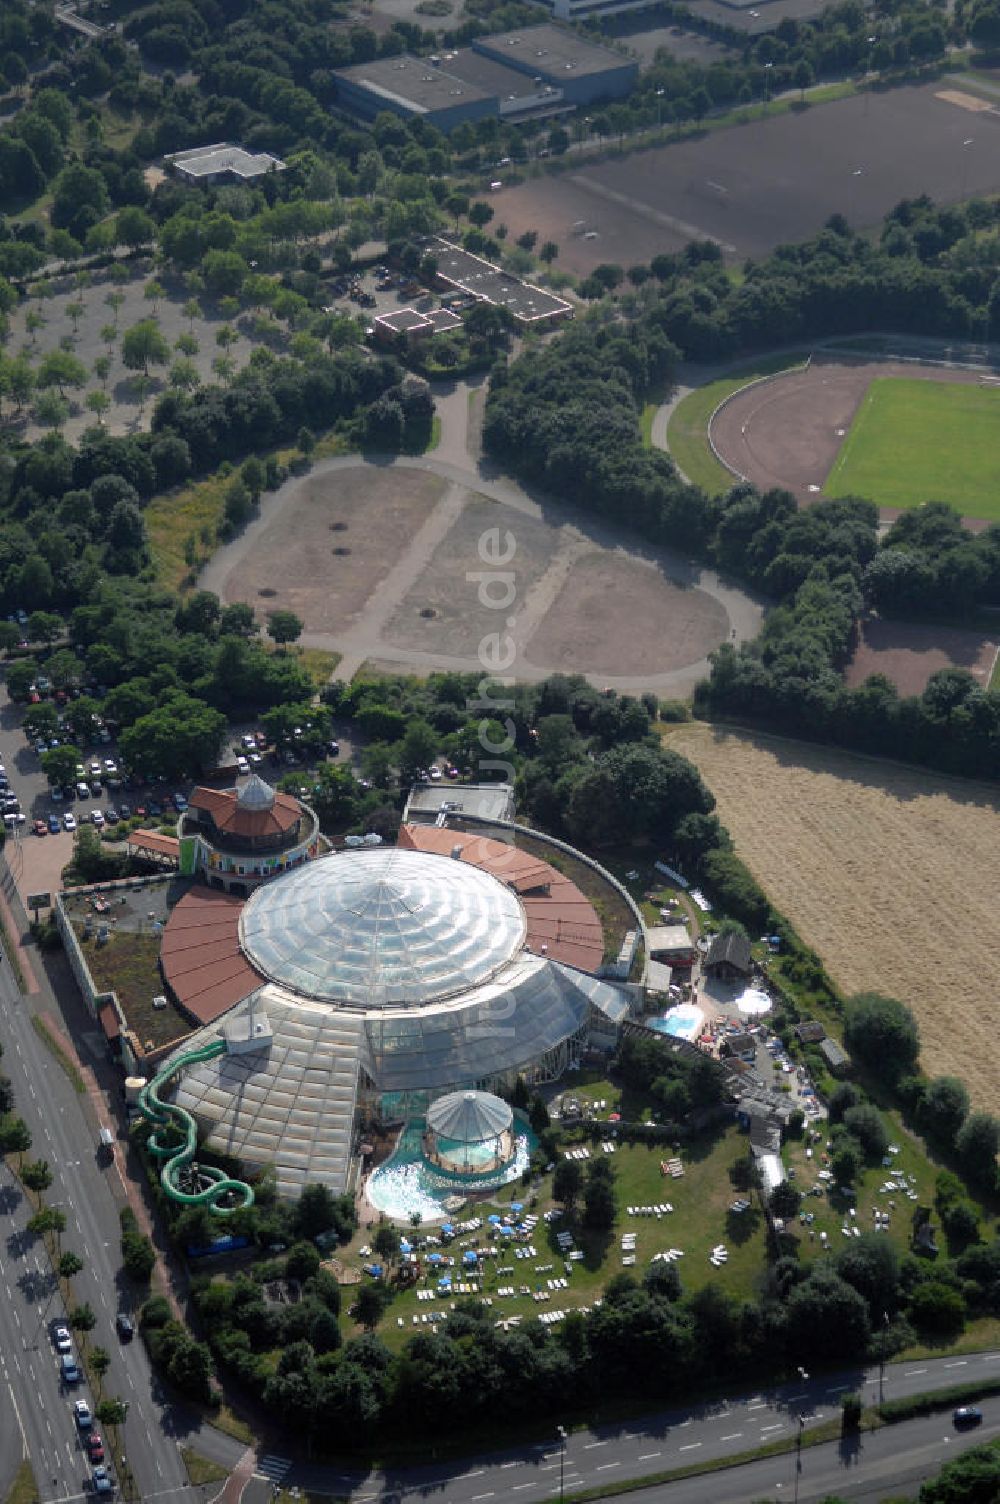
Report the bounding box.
[0,943,221,1504]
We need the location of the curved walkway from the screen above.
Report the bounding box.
[197,379,763,695]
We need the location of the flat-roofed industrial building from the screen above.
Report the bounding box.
[332,24,636,131]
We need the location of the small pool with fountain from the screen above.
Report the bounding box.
[368,1092,536,1223]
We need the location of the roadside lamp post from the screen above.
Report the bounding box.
[864,36,878,112]
[792,1413,806,1504]
[879,1309,890,1402]
[850,167,863,224]
[656,87,665,129]
[961,137,974,201]
[557,1425,568,1504]
[762,61,773,114]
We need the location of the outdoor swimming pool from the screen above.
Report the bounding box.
[368,1121,536,1223]
[647,1004,705,1042]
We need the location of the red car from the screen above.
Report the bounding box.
[87,1433,104,1463]
[33,819,47,837]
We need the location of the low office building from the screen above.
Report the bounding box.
[429,238,573,327]
[165,143,286,185]
[372,305,463,347]
[332,24,636,131]
[403,780,516,828]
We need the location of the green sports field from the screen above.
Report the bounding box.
[824,376,1000,520]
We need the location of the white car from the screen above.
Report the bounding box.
[53,1324,72,1354]
[91,810,105,828]
[235,756,250,775]
[428,767,443,781]
[73,1398,92,1429]
[63,812,77,831]
[103,759,117,775]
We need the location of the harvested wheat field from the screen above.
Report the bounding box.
[667,723,1000,1108]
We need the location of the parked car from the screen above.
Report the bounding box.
[118,803,131,820]
[91,810,105,828]
[104,808,118,825]
[147,799,162,817]
[90,781,102,799]
[77,781,90,800]
[235,756,250,775]
[63,812,77,831]
[171,793,188,812]
[48,814,61,834]
[33,819,47,837]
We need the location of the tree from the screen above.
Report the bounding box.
[70,1302,97,1332]
[769,1181,801,1219]
[553,1157,583,1209]
[22,1159,53,1193]
[398,720,438,786]
[785,1266,871,1361]
[119,694,227,780]
[583,1162,616,1230]
[266,610,302,646]
[921,1076,970,1142]
[843,993,919,1084]
[909,1281,966,1337]
[27,610,63,645]
[354,1283,387,1331]
[169,358,199,393]
[58,1251,84,1281]
[0,1118,30,1160]
[85,391,111,425]
[539,241,559,266]
[37,349,87,396]
[955,1113,1000,1191]
[842,1104,890,1163]
[372,1224,400,1261]
[89,1346,110,1385]
[66,300,85,333]
[831,1136,862,1184]
[96,1398,128,1428]
[116,208,155,251]
[122,1229,156,1283]
[41,745,82,791]
[122,320,169,376]
[794,59,814,100]
[469,201,494,229]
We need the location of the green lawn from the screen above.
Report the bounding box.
[824,377,1000,518]
[356,1125,768,1350]
[665,353,809,495]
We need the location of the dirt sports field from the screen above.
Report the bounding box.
[710,354,997,521]
[668,723,1000,1108]
[845,619,999,696]
[499,82,1000,276]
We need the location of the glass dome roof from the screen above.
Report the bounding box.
[238,848,526,1008]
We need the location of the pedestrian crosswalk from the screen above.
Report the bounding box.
[257,1455,294,1484]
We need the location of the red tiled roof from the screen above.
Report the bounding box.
[127,829,180,858]
[398,824,604,973]
[160,888,262,1025]
[189,785,300,839]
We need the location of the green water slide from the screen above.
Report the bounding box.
[137,1039,254,1214]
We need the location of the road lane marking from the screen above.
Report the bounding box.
[787,1393,807,1401]
[471,1492,494,1498]
[721,1433,743,1441]
[761,1424,783,1433]
[827,1385,850,1393]
[905,1369,928,1376]
[945,1361,967,1369]
[500,1461,519,1468]
[748,1403,766,1411]
[679,1443,702,1452]
[512,1486,533,1492]
[584,1441,606,1449]
[597,1462,620,1470]
[638,1452,661,1460]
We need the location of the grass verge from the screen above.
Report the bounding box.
[878,1376,1000,1422]
[30,1015,86,1094]
[426,414,442,452]
[0,898,26,993]
[990,648,1000,692]
[666,353,808,493]
[4,1463,38,1504]
[211,1404,256,1447]
[281,645,342,690]
[180,1448,229,1486]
